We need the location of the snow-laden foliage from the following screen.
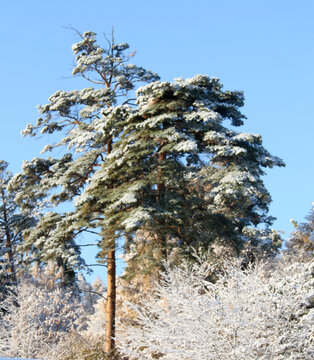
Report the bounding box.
[20,211,86,283]
[0,263,87,359]
[81,74,284,280]
[8,30,159,274]
[117,256,314,360]
[0,160,36,295]
[52,276,109,360]
[82,295,107,338]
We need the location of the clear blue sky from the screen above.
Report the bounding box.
[1,0,313,281]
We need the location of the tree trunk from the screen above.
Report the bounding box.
[1,189,17,284]
[4,227,16,283]
[103,138,116,354]
[105,248,116,353]
[156,148,168,272]
[156,150,166,204]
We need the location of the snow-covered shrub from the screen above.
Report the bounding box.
[117,256,314,360]
[0,263,86,359]
[53,332,110,360]
[52,276,110,360]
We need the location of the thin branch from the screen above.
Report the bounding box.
[80,288,106,300]
[80,263,108,268]
[122,98,137,105]
[84,229,101,235]
[81,73,106,85]
[77,243,99,247]
[63,25,84,40]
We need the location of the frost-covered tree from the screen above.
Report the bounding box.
[53,276,110,360]
[0,160,35,299]
[0,262,86,359]
[117,256,314,360]
[9,30,159,353]
[286,205,314,261]
[80,75,284,282]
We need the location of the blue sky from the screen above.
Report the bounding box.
[1,0,313,281]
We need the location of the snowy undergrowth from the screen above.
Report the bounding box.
[0,257,312,360]
[0,263,87,360]
[117,256,314,360]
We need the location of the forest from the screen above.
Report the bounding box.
[0,30,313,360]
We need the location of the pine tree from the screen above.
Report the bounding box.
[10,31,284,354]
[0,160,35,297]
[9,30,159,354]
[78,75,284,282]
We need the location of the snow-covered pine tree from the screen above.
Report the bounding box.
[9,30,159,354]
[0,160,35,301]
[7,156,86,287]
[22,211,87,286]
[10,31,284,353]
[78,75,284,282]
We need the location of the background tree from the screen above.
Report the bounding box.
[285,205,314,261]
[9,30,159,354]
[0,160,35,303]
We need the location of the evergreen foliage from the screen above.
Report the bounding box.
[80,75,284,279]
[0,160,35,298]
[9,30,159,272]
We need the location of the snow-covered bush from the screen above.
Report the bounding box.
[52,276,110,360]
[0,263,86,359]
[117,256,314,360]
[53,332,109,360]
